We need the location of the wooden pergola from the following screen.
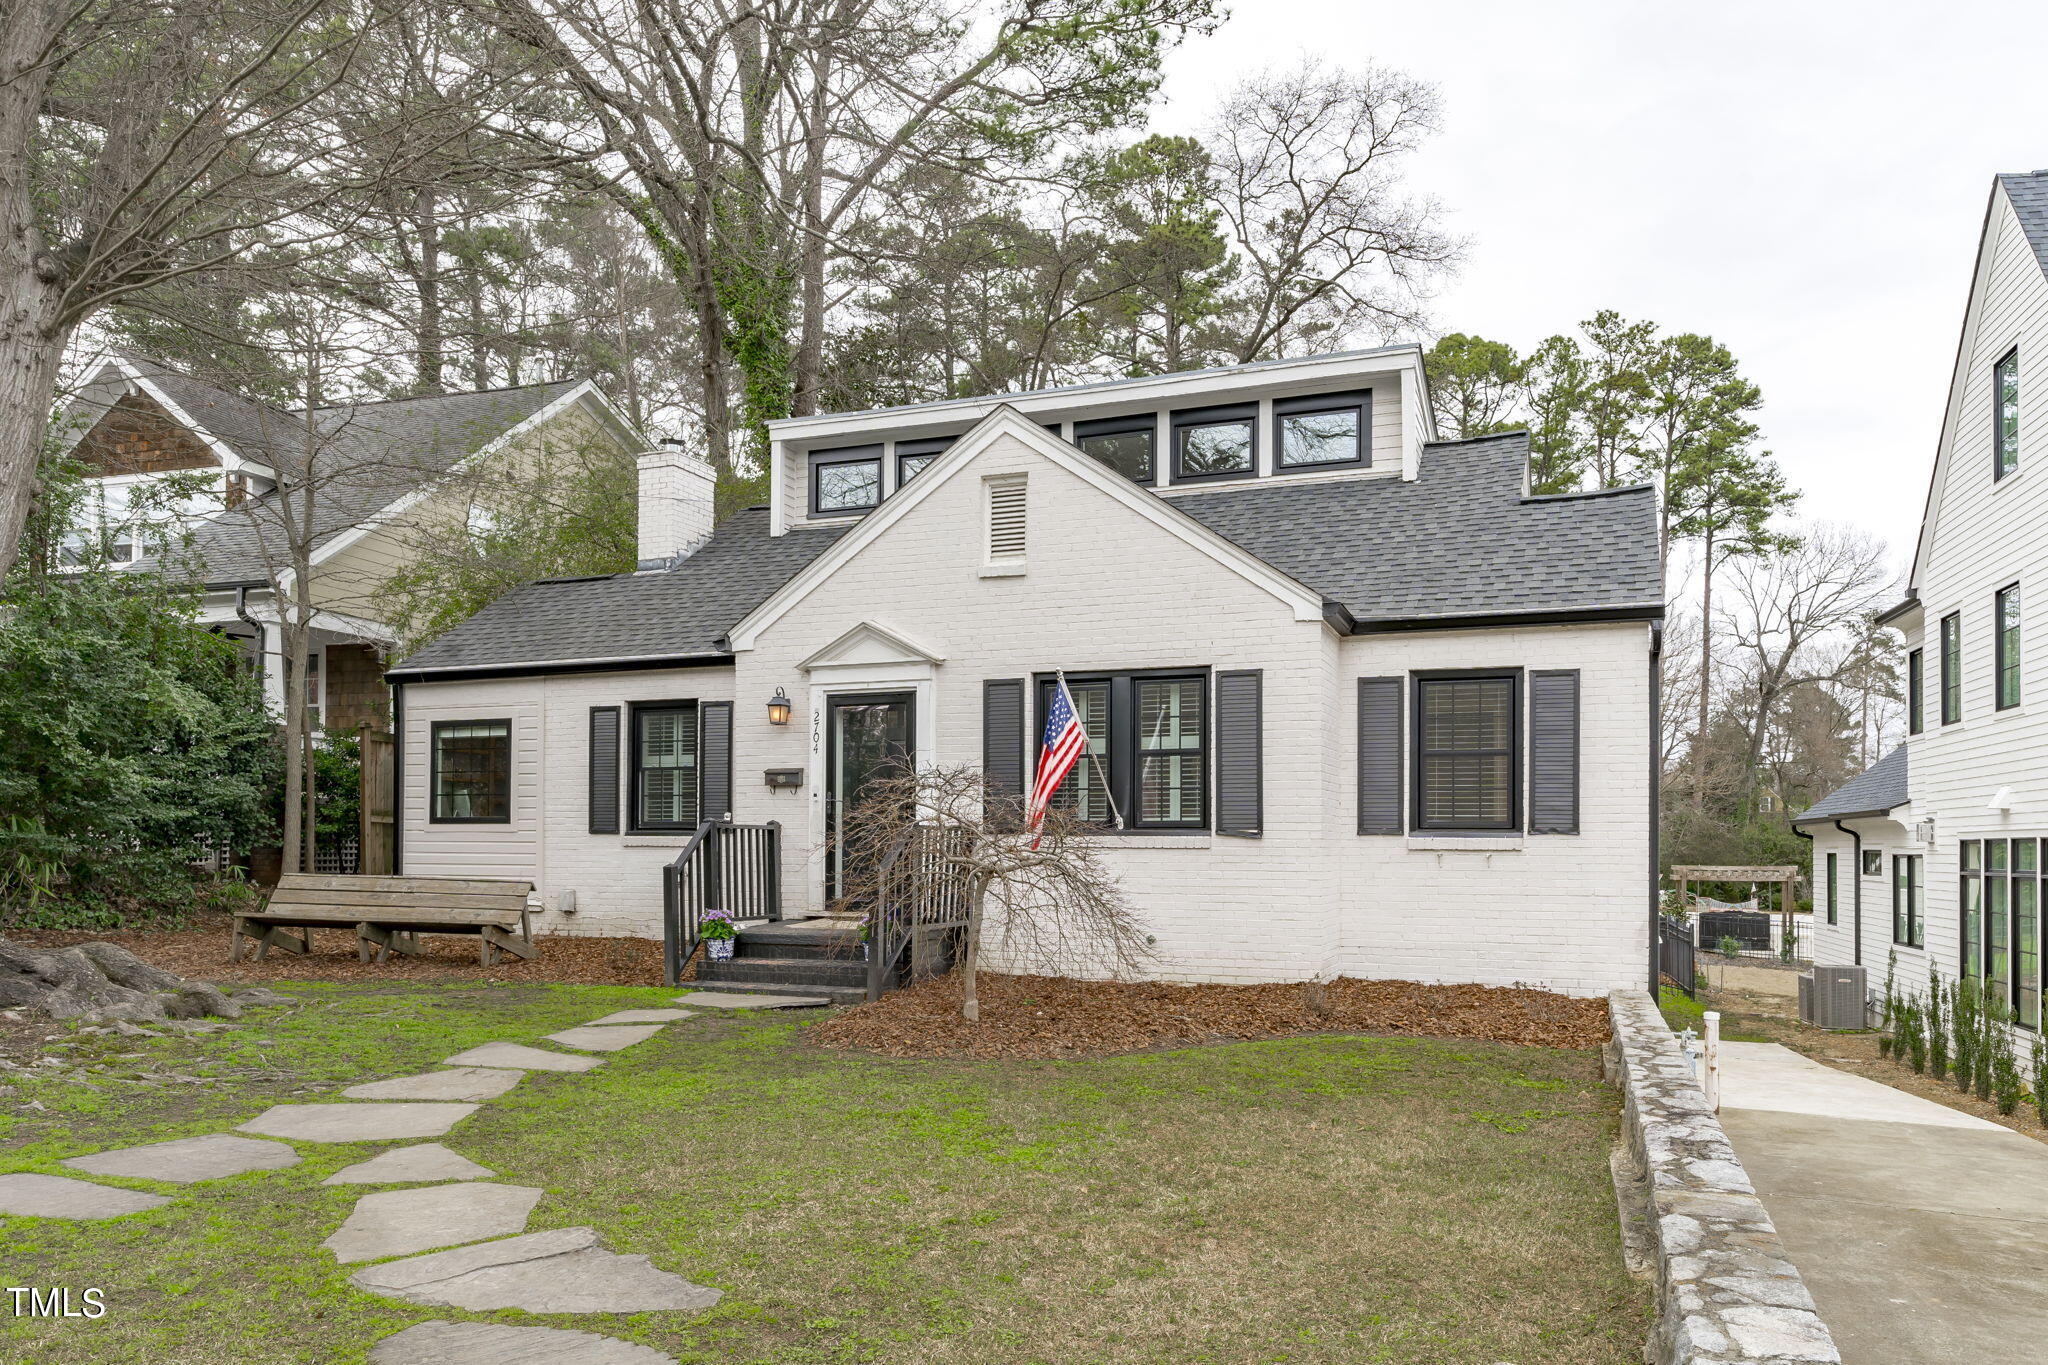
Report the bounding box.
[1671,864,1802,946]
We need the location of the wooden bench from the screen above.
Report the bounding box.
[234,874,538,966]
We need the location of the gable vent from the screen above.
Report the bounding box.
[985,475,1027,568]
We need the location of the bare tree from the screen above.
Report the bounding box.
[1717,525,1898,813]
[833,765,1152,1022]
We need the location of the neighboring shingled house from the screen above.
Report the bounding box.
[386,345,1666,999]
[54,355,643,731]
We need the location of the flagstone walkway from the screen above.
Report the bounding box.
[0,990,832,1364]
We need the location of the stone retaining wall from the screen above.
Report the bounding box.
[1604,990,1840,1365]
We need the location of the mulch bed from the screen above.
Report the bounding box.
[809,971,1610,1059]
[12,914,666,988]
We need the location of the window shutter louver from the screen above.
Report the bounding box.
[588,707,621,834]
[987,477,1027,559]
[1214,670,1263,837]
[1528,670,1580,834]
[699,701,733,822]
[1357,677,1403,835]
[983,679,1026,827]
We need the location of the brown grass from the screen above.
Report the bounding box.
[812,970,1610,1058]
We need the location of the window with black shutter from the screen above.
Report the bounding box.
[1412,671,1520,832]
[630,701,699,832]
[1214,670,1262,837]
[1528,670,1580,835]
[982,679,1026,822]
[1357,677,1403,835]
[588,706,620,834]
[699,701,733,822]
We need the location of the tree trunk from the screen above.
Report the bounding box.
[279,619,307,873]
[0,6,67,581]
[413,186,446,395]
[961,877,987,1023]
[791,50,831,417]
[1695,525,1715,810]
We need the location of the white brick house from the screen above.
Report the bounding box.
[1799,172,2048,1026]
[387,347,1663,997]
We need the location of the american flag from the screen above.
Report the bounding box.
[1026,677,1087,846]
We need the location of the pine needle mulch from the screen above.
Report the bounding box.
[810,971,1610,1059]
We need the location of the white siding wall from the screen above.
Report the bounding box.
[1804,820,1924,982]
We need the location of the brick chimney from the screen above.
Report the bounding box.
[637,441,716,570]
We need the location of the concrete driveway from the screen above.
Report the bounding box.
[1717,1041,2048,1365]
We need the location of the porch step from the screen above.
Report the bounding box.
[732,919,861,963]
[684,979,870,1007]
[698,954,872,991]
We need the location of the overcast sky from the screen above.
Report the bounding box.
[1157,0,2048,565]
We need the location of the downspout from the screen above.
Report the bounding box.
[1791,821,1814,946]
[1649,624,1664,993]
[1833,820,1862,966]
[391,684,405,874]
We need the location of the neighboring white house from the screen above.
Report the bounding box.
[387,346,1664,996]
[1798,170,2048,1028]
[53,355,644,731]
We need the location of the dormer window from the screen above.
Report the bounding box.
[1170,403,1257,483]
[895,436,953,486]
[1995,347,2020,480]
[1275,390,1370,472]
[1073,414,1156,483]
[810,445,882,516]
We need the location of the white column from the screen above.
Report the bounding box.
[261,622,286,718]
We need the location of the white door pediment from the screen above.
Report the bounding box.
[800,620,945,673]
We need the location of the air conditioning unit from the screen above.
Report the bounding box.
[1799,965,1868,1030]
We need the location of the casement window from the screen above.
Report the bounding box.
[1968,836,2043,1026]
[57,479,140,566]
[2018,839,2040,1028]
[1995,346,2020,480]
[630,701,699,832]
[1034,671,1208,831]
[1073,414,1157,483]
[1891,854,1922,947]
[1170,403,1258,482]
[1961,839,1982,980]
[1989,838,2011,1005]
[1998,583,2023,709]
[1861,847,1881,878]
[895,436,953,487]
[1940,612,1962,724]
[1826,851,1839,926]
[430,720,511,823]
[1907,648,1924,734]
[809,445,883,516]
[1412,671,1520,832]
[1273,390,1370,472]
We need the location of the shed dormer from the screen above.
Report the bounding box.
[763,345,1433,535]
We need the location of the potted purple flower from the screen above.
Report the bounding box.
[701,909,737,961]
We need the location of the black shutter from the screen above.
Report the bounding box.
[699,701,733,822]
[983,679,1025,826]
[1357,676,1403,835]
[1529,670,1580,835]
[588,706,620,834]
[1214,670,1262,837]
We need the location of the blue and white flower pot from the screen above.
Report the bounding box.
[707,938,734,962]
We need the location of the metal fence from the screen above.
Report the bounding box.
[1697,909,1772,952]
[1658,915,1698,996]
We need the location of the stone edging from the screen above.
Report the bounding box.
[1604,990,1841,1365]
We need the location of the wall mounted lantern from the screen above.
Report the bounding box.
[767,687,793,726]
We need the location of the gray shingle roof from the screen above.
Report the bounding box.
[1794,744,1909,823]
[391,428,1661,677]
[1999,172,2048,277]
[140,378,585,585]
[1175,431,1663,626]
[389,510,850,673]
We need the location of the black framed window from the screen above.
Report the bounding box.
[1413,671,1520,832]
[1891,853,1922,947]
[1861,847,1881,878]
[430,720,511,823]
[1170,403,1257,483]
[1273,390,1370,472]
[1034,670,1207,831]
[1907,647,1924,734]
[894,436,954,488]
[1073,414,1157,483]
[2018,839,2040,1028]
[1941,612,1962,724]
[1826,851,1838,926]
[809,445,883,516]
[1961,839,1982,980]
[1989,838,2011,1004]
[1995,346,2020,480]
[630,701,699,832]
[1998,583,2022,709]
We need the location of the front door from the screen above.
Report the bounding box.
[825,692,916,904]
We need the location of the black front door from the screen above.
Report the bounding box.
[825,692,915,903]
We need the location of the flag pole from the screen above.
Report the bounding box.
[1058,670,1124,830]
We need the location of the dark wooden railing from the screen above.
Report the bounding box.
[866,824,973,1002]
[662,817,781,986]
[1658,914,1698,997]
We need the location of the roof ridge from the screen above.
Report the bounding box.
[297,376,584,414]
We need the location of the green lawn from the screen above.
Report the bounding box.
[0,983,1648,1364]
